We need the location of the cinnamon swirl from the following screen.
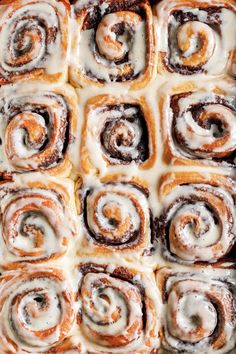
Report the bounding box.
[70,0,156,89]
[77,262,161,353]
[81,95,156,175]
[0,82,77,176]
[155,0,236,77]
[0,268,75,353]
[160,79,236,167]
[157,172,236,265]
[0,174,76,269]
[76,176,154,261]
[156,268,236,353]
[0,0,70,84]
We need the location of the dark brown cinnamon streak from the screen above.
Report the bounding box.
[0,84,77,176]
[157,172,236,266]
[70,0,156,89]
[156,268,236,353]
[77,262,160,353]
[0,0,70,84]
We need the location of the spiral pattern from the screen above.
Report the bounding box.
[80,272,143,348]
[81,95,155,175]
[84,183,150,249]
[79,11,144,82]
[0,269,74,353]
[0,0,69,83]
[96,12,142,62]
[176,21,215,67]
[77,264,160,352]
[158,182,236,263]
[159,270,236,353]
[168,16,217,74]
[0,91,70,173]
[0,180,75,266]
[71,0,154,87]
[157,1,236,75]
[100,104,149,164]
[170,92,236,166]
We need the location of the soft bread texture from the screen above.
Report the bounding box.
[156,267,236,353]
[0,174,77,269]
[0,0,70,84]
[160,78,236,167]
[0,82,78,177]
[70,0,156,89]
[0,0,235,353]
[155,0,236,76]
[81,94,157,175]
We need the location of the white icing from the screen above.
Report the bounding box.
[0,83,71,173]
[176,103,236,154]
[85,183,150,248]
[0,0,235,353]
[158,270,236,354]
[0,269,74,352]
[0,174,77,265]
[71,8,146,84]
[162,79,236,166]
[84,103,146,173]
[156,1,236,75]
[161,183,236,262]
[0,0,69,79]
[81,273,142,339]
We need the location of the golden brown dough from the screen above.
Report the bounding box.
[81,94,156,175]
[156,267,236,353]
[155,0,236,76]
[0,174,76,269]
[159,78,236,167]
[0,82,78,177]
[70,0,156,89]
[157,171,236,266]
[0,0,70,84]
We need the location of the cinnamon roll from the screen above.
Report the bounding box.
[155,0,236,76]
[0,268,75,354]
[0,0,70,84]
[81,95,156,175]
[77,263,161,353]
[0,174,76,269]
[0,82,77,176]
[70,0,156,89]
[156,268,236,353]
[157,172,236,265]
[76,176,154,260]
[160,79,236,167]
